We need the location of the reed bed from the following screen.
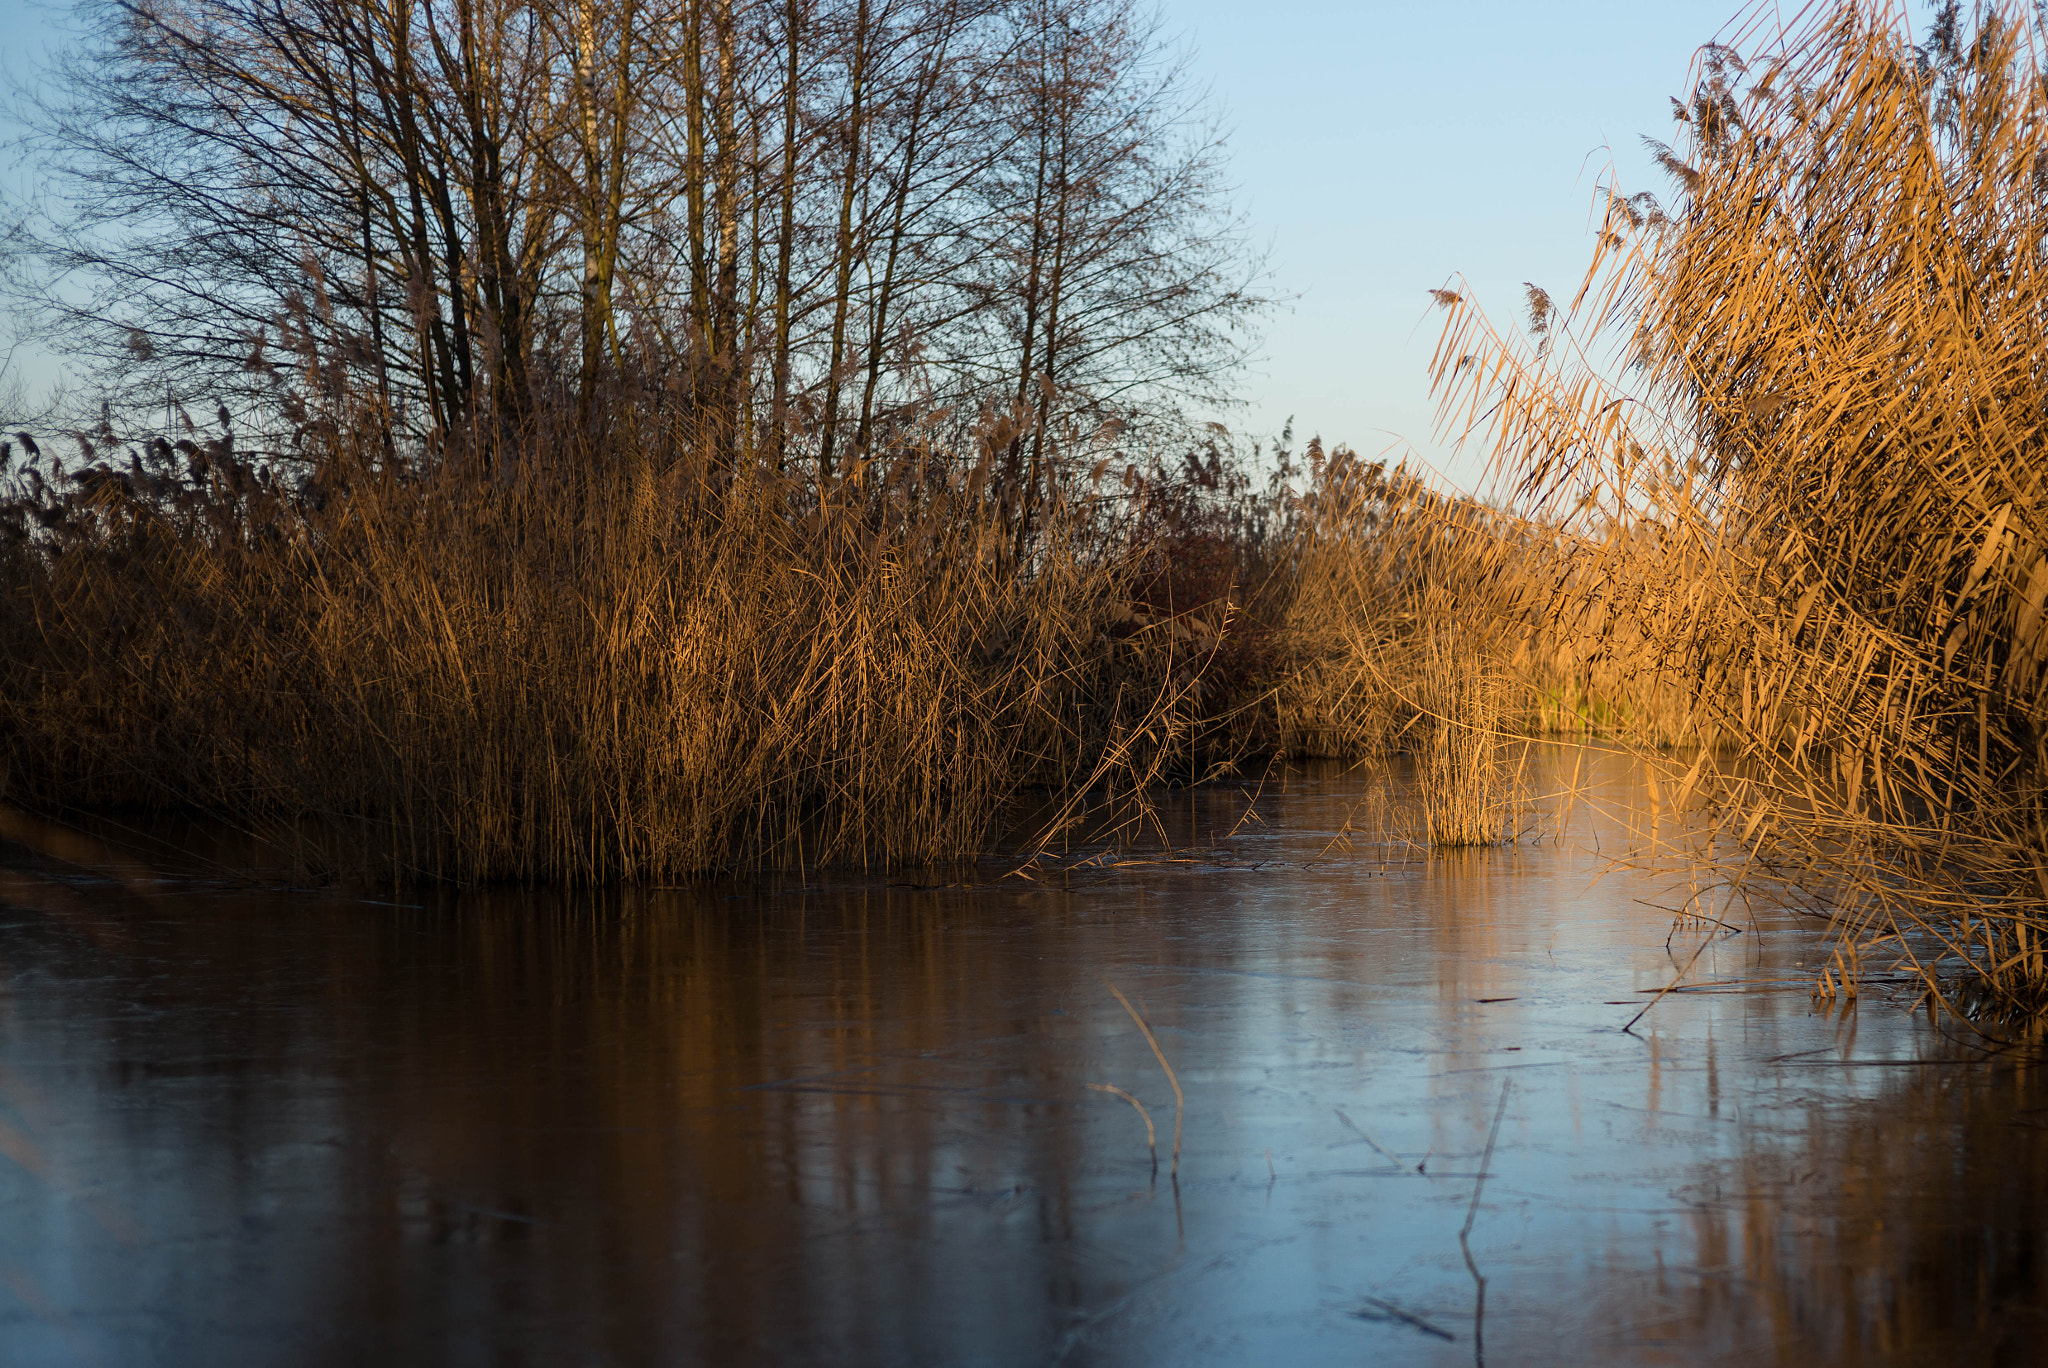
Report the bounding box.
[1423,0,2048,1013]
[1266,452,1610,846]
[1414,632,1516,847]
[0,400,1609,876]
[0,418,1219,882]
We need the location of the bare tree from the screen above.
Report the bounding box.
[6,0,1268,499]
[962,0,1264,546]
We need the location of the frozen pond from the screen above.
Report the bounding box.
[0,748,2041,1365]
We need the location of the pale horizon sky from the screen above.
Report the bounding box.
[0,1,1940,487]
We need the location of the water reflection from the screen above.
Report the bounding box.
[0,749,2041,1365]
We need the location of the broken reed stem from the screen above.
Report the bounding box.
[1101,978,1183,1178]
[1624,921,1719,1035]
[1461,1079,1511,1241]
[1085,1083,1158,1172]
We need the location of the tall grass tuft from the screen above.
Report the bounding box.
[1415,629,1514,847]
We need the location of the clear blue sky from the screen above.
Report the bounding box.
[1165,0,1806,486]
[1,1,1939,483]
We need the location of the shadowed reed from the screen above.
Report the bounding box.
[0,414,1241,882]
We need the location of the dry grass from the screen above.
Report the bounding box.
[1266,454,1581,847]
[1424,0,2048,1014]
[0,419,1217,882]
[1413,630,1517,847]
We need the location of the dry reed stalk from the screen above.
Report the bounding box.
[1085,1083,1159,1172]
[1101,979,1183,1178]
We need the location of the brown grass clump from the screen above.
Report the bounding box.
[1429,0,2048,1013]
[1414,629,1517,847]
[0,418,1213,882]
[1265,450,1539,845]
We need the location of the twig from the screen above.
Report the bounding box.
[1086,1084,1157,1173]
[1221,769,1271,842]
[1353,1296,1456,1341]
[1624,923,1718,1033]
[1333,1107,1405,1168]
[1102,979,1184,1178]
